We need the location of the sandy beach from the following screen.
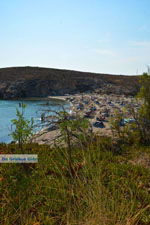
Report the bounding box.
[32,93,141,145]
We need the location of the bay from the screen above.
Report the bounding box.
[0,99,69,143]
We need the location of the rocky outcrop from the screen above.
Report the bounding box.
[0,66,140,99]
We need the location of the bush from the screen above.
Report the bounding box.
[10,104,34,151]
[1,142,150,225]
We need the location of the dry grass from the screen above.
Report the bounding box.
[0,139,150,225]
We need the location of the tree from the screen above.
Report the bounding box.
[10,104,34,151]
[53,110,91,177]
[138,71,150,116]
[135,67,150,143]
[107,66,150,145]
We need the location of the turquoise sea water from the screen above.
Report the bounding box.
[0,99,69,143]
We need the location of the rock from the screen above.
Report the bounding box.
[0,66,140,99]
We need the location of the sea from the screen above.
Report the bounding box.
[0,99,70,143]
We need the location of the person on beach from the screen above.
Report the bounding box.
[41,113,45,122]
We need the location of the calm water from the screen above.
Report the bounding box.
[0,99,69,143]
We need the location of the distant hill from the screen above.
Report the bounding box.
[0,66,140,99]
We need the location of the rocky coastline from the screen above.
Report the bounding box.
[0,66,140,99]
[0,66,141,145]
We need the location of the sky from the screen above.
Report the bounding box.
[0,0,150,75]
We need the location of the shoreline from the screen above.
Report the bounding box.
[32,93,141,145]
[1,93,140,145]
[0,97,70,144]
[0,96,69,102]
[47,96,67,101]
[31,96,72,145]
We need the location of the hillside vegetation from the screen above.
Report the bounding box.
[0,139,150,225]
[0,67,139,99]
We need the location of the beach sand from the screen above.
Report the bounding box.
[32,93,139,145]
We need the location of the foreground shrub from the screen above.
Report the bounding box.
[0,141,150,225]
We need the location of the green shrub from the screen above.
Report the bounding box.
[10,104,34,151]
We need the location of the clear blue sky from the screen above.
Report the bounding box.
[0,0,150,75]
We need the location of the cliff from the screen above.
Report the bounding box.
[0,66,140,99]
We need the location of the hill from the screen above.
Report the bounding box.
[0,66,140,99]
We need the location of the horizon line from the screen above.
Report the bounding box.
[0,65,138,77]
